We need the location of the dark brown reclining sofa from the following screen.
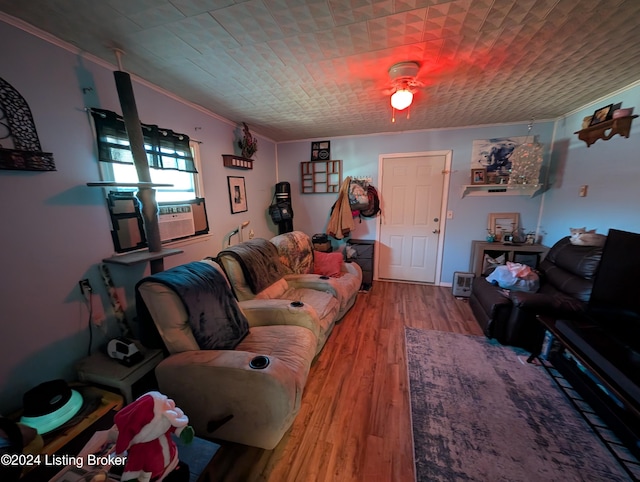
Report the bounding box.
[469,236,603,351]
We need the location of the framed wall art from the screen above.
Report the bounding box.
[470,137,527,176]
[311,140,330,161]
[227,176,247,214]
[488,212,520,242]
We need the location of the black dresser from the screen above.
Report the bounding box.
[349,239,374,290]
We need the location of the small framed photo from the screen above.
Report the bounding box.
[471,168,487,185]
[589,104,613,126]
[227,176,247,214]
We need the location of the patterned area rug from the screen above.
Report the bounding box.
[405,327,630,481]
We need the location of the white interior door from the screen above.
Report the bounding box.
[377,152,449,284]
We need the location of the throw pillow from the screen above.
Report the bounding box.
[313,251,343,277]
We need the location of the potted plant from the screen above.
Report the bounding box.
[238,122,258,159]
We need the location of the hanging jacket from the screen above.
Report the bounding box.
[327,177,355,240]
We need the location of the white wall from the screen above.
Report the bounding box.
[0,19,278,413]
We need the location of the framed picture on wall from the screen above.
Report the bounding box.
[589,104,613,126]
[227,176,247,214]
[311,140,330,161]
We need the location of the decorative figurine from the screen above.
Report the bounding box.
[114,391,194,482]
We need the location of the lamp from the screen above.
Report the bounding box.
[388,62,420,121]
[390,88,413,111]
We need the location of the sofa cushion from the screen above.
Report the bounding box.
[218,239,287,294]
[270,231,314,274]
[283,288,339,338]
[254,285,340,350]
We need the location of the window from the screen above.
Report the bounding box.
[100,141,202,202]
[91,108,202,202]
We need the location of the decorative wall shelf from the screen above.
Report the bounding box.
[222,154,253,170]
[461,184,544,198]
[574,115,638,147]
[301,160,342,193]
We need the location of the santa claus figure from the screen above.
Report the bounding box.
[114,391,193,482]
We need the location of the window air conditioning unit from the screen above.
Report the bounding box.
[158,204,196,242]
[452,271,475,298]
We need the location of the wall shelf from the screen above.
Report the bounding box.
[301,160,342,193]
[461,184,543,198]
[222,154,253,170]
[102,248,183,266]
[574,115,638,147]
[87,182,174,187]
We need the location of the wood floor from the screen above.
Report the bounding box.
[207,281,484,482]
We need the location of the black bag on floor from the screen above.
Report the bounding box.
[269,192,292,223]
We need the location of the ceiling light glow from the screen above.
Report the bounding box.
[390,89,413,111]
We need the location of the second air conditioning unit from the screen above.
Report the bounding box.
[158,204,195,242]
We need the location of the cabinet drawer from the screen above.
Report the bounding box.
[361,269,373,285]
[351,243,374,259]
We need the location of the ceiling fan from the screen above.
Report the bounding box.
[385,61,423,122]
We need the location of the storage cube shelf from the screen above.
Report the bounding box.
[470,240,549,277]
[300,160,342,193]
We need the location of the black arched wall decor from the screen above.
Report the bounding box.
[0,76,55,171]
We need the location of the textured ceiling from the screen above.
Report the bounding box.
[2,0,640,141]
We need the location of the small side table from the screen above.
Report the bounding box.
[76,343,163,404]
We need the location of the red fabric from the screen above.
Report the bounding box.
[313,251,343,277]
[114,394,155,454]
[121,432,177,481]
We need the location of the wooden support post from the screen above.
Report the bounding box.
[113,70,163,273]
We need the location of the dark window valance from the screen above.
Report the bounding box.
[90,108,197,173]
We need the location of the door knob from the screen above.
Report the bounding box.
[432,229,440,234]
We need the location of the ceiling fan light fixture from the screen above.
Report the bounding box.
[391,89,413,111]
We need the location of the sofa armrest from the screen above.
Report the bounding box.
[239,298,321,339]
[509,291,556,312]
[283,274,340,298]
[342,261,362,277]
[155,349,304,449]
[510,291,587,317]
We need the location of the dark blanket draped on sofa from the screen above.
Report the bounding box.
[136,261,249,351]
[218,239,286,293]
